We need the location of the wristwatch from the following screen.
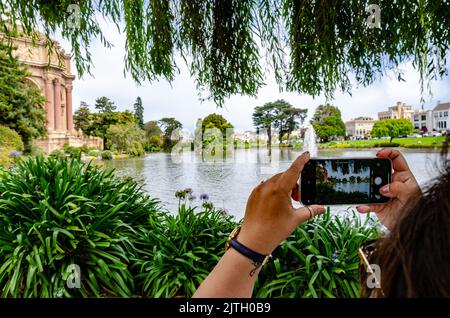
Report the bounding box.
[226,226,272,267]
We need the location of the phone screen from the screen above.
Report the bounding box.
[300,158,392,205]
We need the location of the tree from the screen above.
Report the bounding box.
[270,100,307,144]
[159,117,182,151]
[201,113,233,149]
[73,101,91,133]
[134,97,144,129]
[253,100,307,147]
[143,120,163,151]
[0,43,46,152]
[311,104,346,142]
[253,103,277,148]
[92,111,136,149]
[202,114,233,134]
[106,123,145,156]
[272,100,291,143]
[144,120,162,138]
[2,1,448,105]
[95,96,117,113]
[285,108,307,144]
[371,119,413,143]
[73,99,136,149]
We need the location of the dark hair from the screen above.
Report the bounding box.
[365,133,450,297]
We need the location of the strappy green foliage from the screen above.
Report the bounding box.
[0,156,381,298]
[1,0,448,104]
[256,209,381,298]
[0,156,160,297]
[132,204,236,297]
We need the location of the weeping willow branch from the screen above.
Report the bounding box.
[1,0,449,105]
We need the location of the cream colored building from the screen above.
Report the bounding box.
[378,101,415,120]
[2,31,102,152]
[345,117,375,138]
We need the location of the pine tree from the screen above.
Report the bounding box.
[0,43,46,152]
[73,101,92,134]
[95,96,116,113]
[133,96,144,129]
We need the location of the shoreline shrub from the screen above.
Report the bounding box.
[88,149,102,157]
[0,126,23,167]
[63,144,82,158]
[106,123,145,157]
[101,150,113,160]
[373,142,400,147]
[0,126,23,150]
[49,149,66,160]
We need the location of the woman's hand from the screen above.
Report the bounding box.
[193,151,325,298]
[356,148,421,230]
[237,151,325,255]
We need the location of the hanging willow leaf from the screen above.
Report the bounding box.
[0,0,448,105]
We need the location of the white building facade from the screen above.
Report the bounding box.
[411,110,433,132]
[433,102,450,132]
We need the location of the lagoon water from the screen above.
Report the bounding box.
[105,148,443,219]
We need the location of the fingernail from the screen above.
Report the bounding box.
[376,149,383,156]
[380,184,389,193]
[319,207,326,213]
[304,151,310,155]
[357,205,370,212]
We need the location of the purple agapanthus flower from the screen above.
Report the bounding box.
[200,193,209,201]
[8,151,21,157]
[332,251,340,264]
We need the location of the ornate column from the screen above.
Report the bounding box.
[66,84,74,132]
[53,78,62,131]
[44,75,54,130]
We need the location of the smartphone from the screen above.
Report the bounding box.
[300,158,392,205]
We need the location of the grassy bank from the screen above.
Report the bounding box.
[319,136,445,149]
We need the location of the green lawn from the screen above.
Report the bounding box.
[319,136,445,149]
[179,136,444,151]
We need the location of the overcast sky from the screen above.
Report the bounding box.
[55,19,450,132]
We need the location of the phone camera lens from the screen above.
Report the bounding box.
[376,163,380,167]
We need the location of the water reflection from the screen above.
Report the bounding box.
[105,148,442,219]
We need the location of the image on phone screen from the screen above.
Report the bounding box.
[300,158,392,205]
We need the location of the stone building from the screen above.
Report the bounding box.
[378,101,415,120]
[345,116,375,138]
[5,31,102,152]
